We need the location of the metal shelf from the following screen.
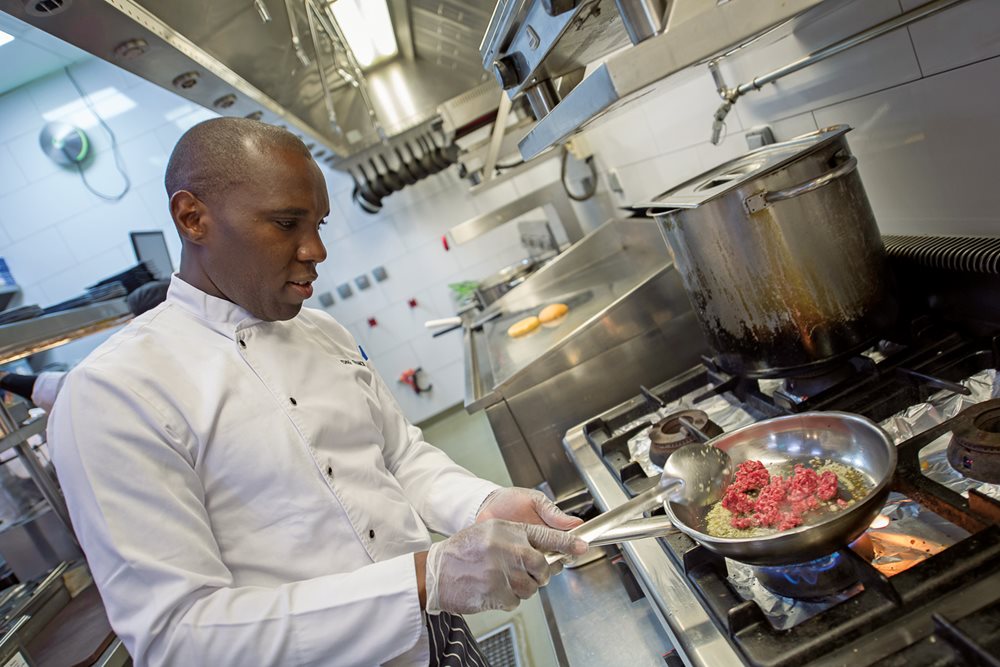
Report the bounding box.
[0,299,132,367]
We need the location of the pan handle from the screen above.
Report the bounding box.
[544,479,680,564]
[744,155,857,214]
[582,516,678,549]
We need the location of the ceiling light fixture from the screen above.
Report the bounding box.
[0,30,15,47]
[328,0,397,68]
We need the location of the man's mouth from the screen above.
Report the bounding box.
[287,280,314,299]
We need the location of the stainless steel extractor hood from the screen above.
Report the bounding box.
[479,0,846,160]
[0,0,498,166]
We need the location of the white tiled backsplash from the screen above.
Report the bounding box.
[0,52,561,424]
[583,0,1000,239]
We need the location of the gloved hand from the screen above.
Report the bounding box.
[476,487,583,531]
[425,519,587,614]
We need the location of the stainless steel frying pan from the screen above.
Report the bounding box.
[667,411,896,565]
[571,412,896,566]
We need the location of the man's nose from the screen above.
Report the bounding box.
[298,228,328,264]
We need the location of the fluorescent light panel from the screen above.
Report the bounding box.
[0,29,15,48]
[329,0,397,68]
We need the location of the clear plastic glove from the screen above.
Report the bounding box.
[425,519,587,614]
[476,487,583,531]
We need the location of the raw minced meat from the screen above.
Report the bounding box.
[704,458,871,539]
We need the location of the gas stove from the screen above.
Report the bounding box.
[562,322,1000,666]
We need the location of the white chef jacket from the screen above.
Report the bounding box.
[49,275,500,667]
[31,370,66,412]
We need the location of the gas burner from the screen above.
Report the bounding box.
[647,409,723,468]
[750,551,858,600]
[774,363,860,406]
[947,399,1000,483]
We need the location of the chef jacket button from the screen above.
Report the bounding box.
[368,529,375,540]
[289,397,298,406]
[238,339,246,348]
[325,465,333,477]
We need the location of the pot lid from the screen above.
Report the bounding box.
[639,125,851,212]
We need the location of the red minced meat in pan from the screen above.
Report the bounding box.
[722,461,842,532]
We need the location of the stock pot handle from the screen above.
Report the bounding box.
[744,155,858,214]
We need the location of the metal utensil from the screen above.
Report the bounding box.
[365,158,392,198]
[376,154,405,192]
[351,166,382,214]
[403,142,430,180]
[393,146,419,185]
[417,136,444,174]
[667,411,896,566]
[546,443,732,563]
[425,132,452,170]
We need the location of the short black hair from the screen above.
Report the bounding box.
[164,117,312,200]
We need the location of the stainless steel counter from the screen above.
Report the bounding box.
[0,299,131,366]
[463,217,707,499]
[542,552,674,666]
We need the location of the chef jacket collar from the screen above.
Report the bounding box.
[166,274,262,337]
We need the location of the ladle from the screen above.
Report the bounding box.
[403,142,430,180]
[434,126,460,164]
[424,133,452,170]
[416,136,443,174]
[376,154,405,193]
[546,442,732,563]
[365,158,392,198]
[392,146,419,185]
[351,165,382,213]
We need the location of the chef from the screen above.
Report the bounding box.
[49,117,587,666]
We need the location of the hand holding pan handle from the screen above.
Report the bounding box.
[545,442,732,564]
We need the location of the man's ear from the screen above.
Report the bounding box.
[171,190,210,245]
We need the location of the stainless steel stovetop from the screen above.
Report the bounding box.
[562,327,1000,666]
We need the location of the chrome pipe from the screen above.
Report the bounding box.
[737,0,967,96]
[708,0,969,144]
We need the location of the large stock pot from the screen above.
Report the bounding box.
[643,125,897,378]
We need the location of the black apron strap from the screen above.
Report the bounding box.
[425,611,492,667]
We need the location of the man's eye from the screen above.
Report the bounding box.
[275,220,296,229]
[318,219,328,229]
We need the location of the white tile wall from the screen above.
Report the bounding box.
[0,144,28,197]
[0,57,541,422]
[813,55,1000,235]
[583,0,1000,236]
[0,88,40,144]
[902,0,1000,76]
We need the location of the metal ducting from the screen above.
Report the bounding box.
[0,0,498,168]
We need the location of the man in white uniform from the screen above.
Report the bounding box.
[49,118,586,666]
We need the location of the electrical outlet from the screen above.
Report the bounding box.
[607,168,625,196]
[745,125,776,150]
